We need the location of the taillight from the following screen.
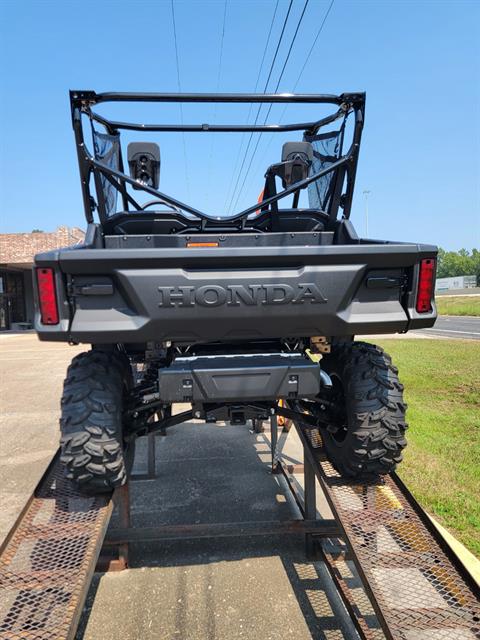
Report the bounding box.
[416,258,436,313]
[36,268,59,325]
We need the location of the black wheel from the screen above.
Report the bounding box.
[319,342,407,478]
[60,350,135,494]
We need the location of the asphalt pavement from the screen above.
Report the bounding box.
[413,315,480,340]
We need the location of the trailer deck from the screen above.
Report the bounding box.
[0,418,478,640]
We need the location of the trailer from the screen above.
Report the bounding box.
[1,412,478,640]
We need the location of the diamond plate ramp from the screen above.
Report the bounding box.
[0,454,112,640]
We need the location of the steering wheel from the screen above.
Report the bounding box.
[140,199,182,214]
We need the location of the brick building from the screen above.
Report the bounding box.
[0,227,84,330]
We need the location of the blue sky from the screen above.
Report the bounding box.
[0,0,478,250]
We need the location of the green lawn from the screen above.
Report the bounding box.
[369,338,480,557]
[436,296,480,316]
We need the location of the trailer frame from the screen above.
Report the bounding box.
[1,414,479,640]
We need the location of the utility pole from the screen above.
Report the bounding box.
[363,190,371,237]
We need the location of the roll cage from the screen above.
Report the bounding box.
[70,91,365,231]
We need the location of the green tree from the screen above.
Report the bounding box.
[437,248,479,281]
[471,248,480,282]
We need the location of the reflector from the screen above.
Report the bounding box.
[186,242,219,248]
[36,268,59,324]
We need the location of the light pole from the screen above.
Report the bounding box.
[363,190,371,237]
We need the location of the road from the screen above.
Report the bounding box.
[413,315,480,340]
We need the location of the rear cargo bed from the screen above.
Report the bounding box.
[34,240,437,343]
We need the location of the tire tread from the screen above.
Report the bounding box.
[322,342,408,478]
[60,350,131,494]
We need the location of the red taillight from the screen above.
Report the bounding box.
[36,268,59,325]
[416,258,436,313]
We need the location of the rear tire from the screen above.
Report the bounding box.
[60,350,134,494]
[320,342,407,478]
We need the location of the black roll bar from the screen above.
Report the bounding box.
[69,90,365,225]
[71,90,365,106]
[89,106,346,135]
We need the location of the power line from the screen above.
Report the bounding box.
[235,0,335,210]
[170,0,191,200]
[252,0,281,94]
[206,0,228,209]
[227,0,293,213]
[273,0,335,126]
[223,0,280,211]
[216,0,228,91]
[258,0,294,103]
[227,0,294,213]
[292,0,335,91]
[231,0,310,212]
[272,0,310,94]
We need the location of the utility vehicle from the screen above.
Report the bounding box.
[33,91,437,494]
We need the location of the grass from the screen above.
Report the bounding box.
[369,338,480,557]
[436,295,480,316]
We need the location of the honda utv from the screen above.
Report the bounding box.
[33,91,437,494]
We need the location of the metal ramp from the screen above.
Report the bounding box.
[290,423,480,640]
[0,455,112,640]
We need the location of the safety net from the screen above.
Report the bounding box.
[304,124,346,212]
[92,130,120,215]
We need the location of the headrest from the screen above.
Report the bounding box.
[281,142,313,164]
